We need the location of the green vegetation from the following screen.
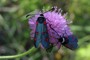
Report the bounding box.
[0,0,90,60]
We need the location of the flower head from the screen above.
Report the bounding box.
[29,7,73,49]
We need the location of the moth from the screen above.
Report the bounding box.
[27,7,55,49]
[34,14,50,48]
[49,24,78,50]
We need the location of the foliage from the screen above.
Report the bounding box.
[0,0,90,60]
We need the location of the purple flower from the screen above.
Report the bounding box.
[28,7,73,49]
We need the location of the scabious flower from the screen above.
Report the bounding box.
[28,7,73,49]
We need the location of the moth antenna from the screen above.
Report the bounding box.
[26,7,56,18]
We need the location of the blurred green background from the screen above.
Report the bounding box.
[0,0,90,60]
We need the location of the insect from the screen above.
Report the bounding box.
[34,14,50,48]
[58,35,78,50]
[49,25,78,50]
[27,7,55,49]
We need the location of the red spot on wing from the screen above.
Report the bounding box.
[34,38,36,42]
[66,36,68,39]
[42,31,47,34]
[36,21,38,25]
[65,44,72,49]
[42,32,46,34]
[65,36,69,42]
[35,32,38,35]
[44,21,46,25]
[46,38,49,42]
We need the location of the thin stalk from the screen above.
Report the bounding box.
[0,47,36,59]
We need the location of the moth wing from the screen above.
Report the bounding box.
[41,32,50,48]
[41,22,50,48]
[34,22,41,48]
[64,35,78,50]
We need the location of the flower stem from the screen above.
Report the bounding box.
[0,47,36,59]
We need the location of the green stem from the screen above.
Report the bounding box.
[0,47,36,59]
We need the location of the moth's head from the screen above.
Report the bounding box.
[40,14,44,17]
